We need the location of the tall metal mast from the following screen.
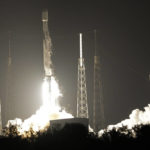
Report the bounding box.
[93,30,105,132]
[77,33,88,118]
[0,99,2,133]
[5,32,12,126]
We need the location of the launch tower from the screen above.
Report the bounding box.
[93,30,105,132]
[4,32,12,126]
[0,99,2,133]
[77,33,88,118]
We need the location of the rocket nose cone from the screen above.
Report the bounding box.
[42,9,48,21]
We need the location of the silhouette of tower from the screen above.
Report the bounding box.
[0,99,2,133]
[93,30,105,132]
[77,33,88,118]
[4,32,12,126]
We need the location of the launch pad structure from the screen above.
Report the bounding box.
[50,118,89,130]
[93,30,105,132]
[0,99,2,134]
[77,33,89,119]
[4,32,12,127]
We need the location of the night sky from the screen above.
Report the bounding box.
[0,0,150,127]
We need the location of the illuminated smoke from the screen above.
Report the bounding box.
[4,76,73,138]
[98,104,150,137]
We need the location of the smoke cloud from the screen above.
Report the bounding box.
[1,76,73,138]
[98,104,150,137]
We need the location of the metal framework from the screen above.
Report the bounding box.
[93,30,105,132]
[4,32,12,126]
[77,33,88,118]
[0,99,2,133]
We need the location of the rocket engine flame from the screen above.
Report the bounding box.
[4,76,73,138]
[98,104,150,138]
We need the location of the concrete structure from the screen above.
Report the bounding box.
[50,118,89,134]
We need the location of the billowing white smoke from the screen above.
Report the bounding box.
[98,104,150,137]
[4,76,73,138]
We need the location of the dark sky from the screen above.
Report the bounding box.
[0,0,150,127]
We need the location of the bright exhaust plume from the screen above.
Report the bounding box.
[5,76,73,138]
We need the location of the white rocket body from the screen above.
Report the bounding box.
[42,9,53,77]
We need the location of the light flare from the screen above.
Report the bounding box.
[5,76,73,138]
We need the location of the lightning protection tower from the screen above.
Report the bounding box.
[0,99,2,133]
[77,33,88,118]
[4,32,12,126]
[93,30,105,132]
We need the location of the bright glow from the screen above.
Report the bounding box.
[6,76,73,138]
[80,33,83,59]
[42,76,62,110]
[79,33,83,67]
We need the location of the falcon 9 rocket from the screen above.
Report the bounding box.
[42,9,54,98]
[42,9,53,77]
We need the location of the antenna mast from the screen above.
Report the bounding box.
[4,32,12,126]
[77,33,88,118]
[93,30,105,132]
[0,99,2,133]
